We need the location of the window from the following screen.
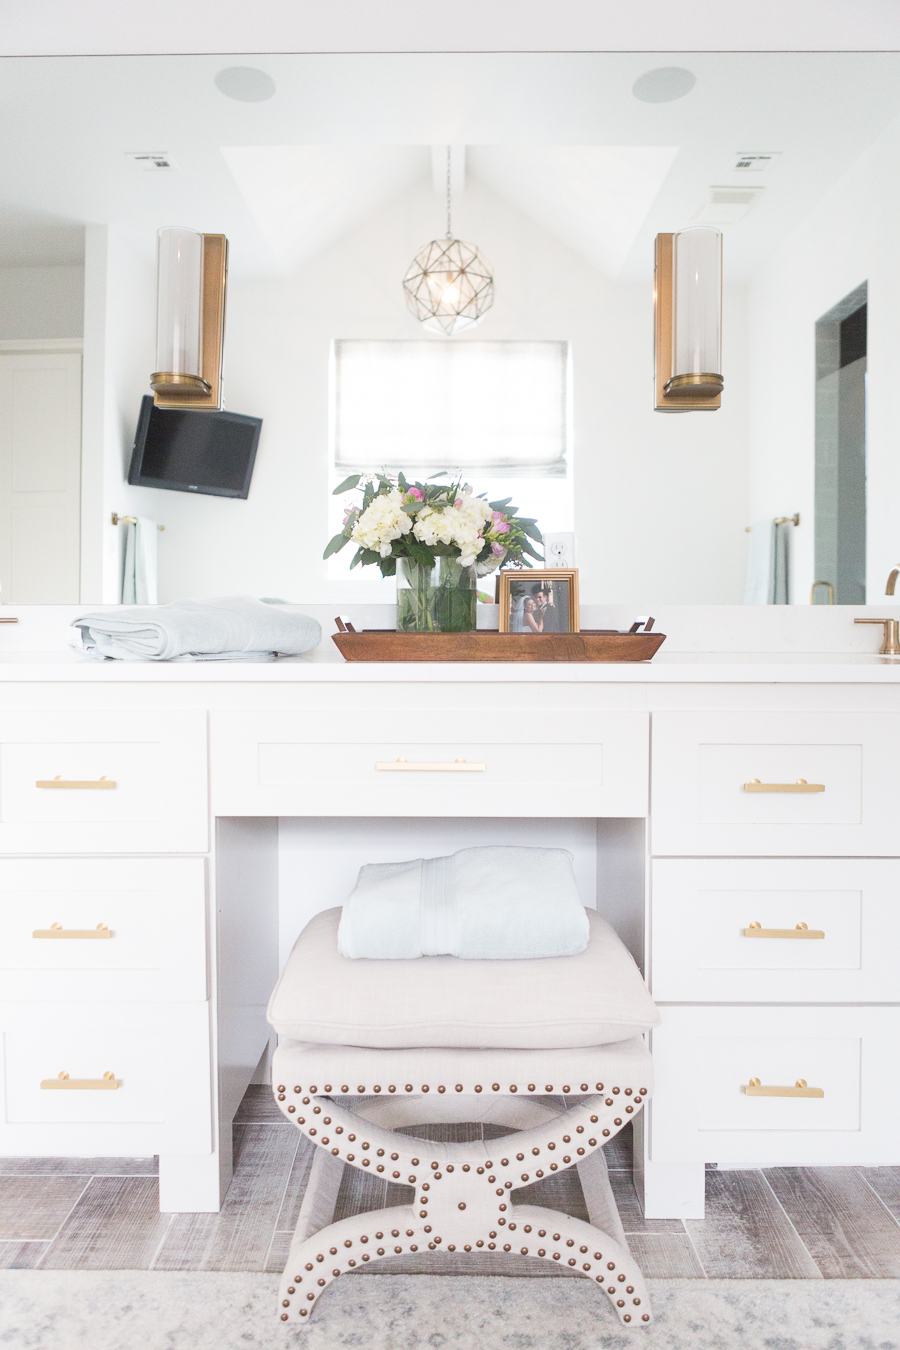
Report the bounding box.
[328,339,572,580]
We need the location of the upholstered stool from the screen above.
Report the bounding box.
[268,908,659,1328]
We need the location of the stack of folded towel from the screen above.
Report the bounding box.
[337,845,590,960]
[71,596,321,662]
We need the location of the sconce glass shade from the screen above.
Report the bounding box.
[668,226,722,397]
[151,228,209,393]
[403,237,494,336]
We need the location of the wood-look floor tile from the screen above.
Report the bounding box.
[0,1176,88,1240]
[234,1085,282,1122]
[628,1232,705,1278]
[273,1135,316,1234]
[604,1122,633,1171]
[0,1157,157,1176]
[765,1167,900,1278]
[40,1177,170,1270]
[861,1167,900,1224]
[685,1170,822,1279]
[607,1170,686,1235]
[153,1122,298,1272]
[0,1240,49,1269]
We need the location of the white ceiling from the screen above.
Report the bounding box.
[1,52,900,281]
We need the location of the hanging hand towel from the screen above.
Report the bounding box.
[71,596,322,661]
[744,519,775,604]
[336,846,590,960]
[121,517,158,605]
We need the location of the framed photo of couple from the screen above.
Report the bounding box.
[497,569,580,634]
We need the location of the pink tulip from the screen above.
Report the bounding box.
[407,487,424,501]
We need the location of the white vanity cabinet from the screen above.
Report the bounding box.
[0,657,897,1221]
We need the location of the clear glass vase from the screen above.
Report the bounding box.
[396,556,477,633]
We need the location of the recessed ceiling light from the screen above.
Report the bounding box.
[632,68,696,103]
[214,67,276,103]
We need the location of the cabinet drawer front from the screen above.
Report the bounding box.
[0,1002,211,1155]
[651,711,900,855]
[650,859,900,1003]
[0,858,207,1002]
[649,1006,900,1168]
[0,711,208,853]
[212,709,649,817]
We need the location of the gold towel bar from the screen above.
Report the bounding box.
[743,921,825,939]
[743,778,824,793]
[743,1078,824,1098]
[33,923,112,940]
[375,757,486,773]
[41,1071,119,1090]
[35,776,116,790]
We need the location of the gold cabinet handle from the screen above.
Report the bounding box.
[35,776,116,790]
[375,757,486,773]
[743,1077,824,1098]
[41,1070,119,1090]
[743,778,825,793]
[743,921,825,939]
[32,923,112,940]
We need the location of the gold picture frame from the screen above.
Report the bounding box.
[496,569,580,634]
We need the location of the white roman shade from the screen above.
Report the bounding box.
[333,339,569,478]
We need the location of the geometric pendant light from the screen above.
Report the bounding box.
[402,148,494,336]
[654,226,723,412]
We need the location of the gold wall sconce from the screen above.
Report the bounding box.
[654,228,723,412]
[150,228,228,410]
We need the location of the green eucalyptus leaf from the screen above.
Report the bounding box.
[520,521,543,542]
[488,497,513,510]
[521,539,543,560]
[379,557,397,577]
[323,532,348,559]
[332,474,361,496]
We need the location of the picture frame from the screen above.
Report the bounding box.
[496,569,580,634]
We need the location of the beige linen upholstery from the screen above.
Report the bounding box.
[267,907,659,1049]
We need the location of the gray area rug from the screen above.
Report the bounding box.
[2,1272,899,1350]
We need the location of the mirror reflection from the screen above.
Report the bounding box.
[1,52,898,606]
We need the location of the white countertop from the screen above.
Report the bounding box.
[1,648,899,682]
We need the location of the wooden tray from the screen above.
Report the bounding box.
[331,629,666,663]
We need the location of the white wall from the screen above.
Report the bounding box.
[747,110,900,605]
[0,265,84,339]
[118,177,750,606]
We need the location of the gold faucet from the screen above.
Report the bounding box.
[855,617,900,657]
[886,567,900,595]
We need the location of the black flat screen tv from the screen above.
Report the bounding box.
[127,395,262,499]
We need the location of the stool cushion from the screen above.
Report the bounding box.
[268,908,659,1049]
[272,1035,654,1096]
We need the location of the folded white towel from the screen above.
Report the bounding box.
[71,596,322,662]
[337,846,590,960]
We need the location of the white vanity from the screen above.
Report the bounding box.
[1,613,898,1221]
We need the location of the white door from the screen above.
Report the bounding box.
[0,351,82,602]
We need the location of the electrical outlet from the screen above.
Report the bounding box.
[542,532,576,568]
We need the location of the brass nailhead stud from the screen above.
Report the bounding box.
[455,1084,463,1092]
[287,1106,295,1113]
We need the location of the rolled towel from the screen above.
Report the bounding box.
[71,596,321,662]
[337,845,590,960]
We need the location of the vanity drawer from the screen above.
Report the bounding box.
[0,858,207,1002]
[0,1000,212,1156]
[650,858,900,1003]
[649,1005,900,1168]
[0,710,208,853]
[211,708,648,817]
[650,711,900,856]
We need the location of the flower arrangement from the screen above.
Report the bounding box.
[324,471,543,577]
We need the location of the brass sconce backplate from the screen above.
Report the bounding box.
[154,234,228,411]
[654,233,722,413]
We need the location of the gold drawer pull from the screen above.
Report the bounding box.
[375,757,485,773]
[33,923,112,940]
[41,1070,119,1090]
[743,778,824,793]
[743,921,825,940]
[743,1077,824,1098]
[36,776,116,790]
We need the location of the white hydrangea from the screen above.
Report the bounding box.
[413,494,493,567]
[351,490,413,558]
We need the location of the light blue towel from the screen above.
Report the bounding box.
[337,846,590,960]
[121,517,158,605]
[744,519,791,605]
[72,596,322,662]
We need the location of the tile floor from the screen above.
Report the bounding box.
[2,1086,899,1278]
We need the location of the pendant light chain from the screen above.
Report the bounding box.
[446,145,452,239]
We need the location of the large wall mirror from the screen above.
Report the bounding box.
[1,51,899,606]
